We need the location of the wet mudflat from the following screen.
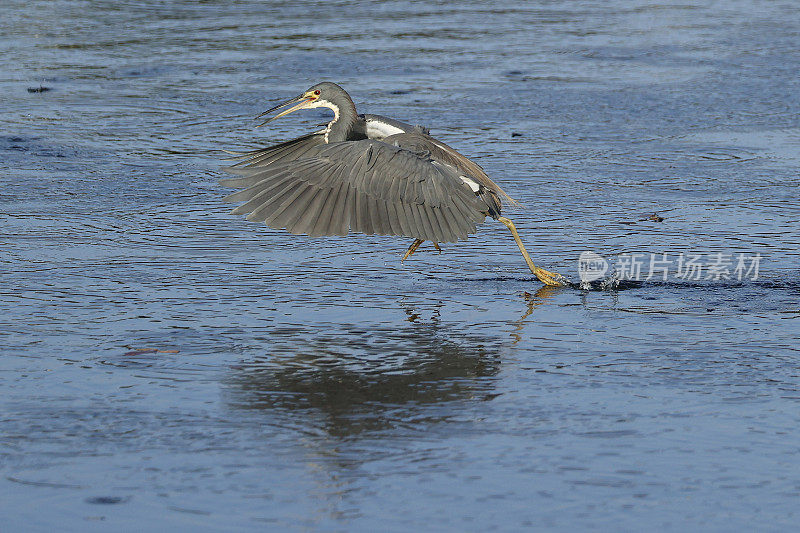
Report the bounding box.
[1,1,799,530]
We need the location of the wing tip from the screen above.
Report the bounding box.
[503,193,522,209]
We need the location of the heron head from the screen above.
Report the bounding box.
[257,82,349,126]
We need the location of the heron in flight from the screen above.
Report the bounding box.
[220,82,567,286]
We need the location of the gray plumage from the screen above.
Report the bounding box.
[221,82,516,243]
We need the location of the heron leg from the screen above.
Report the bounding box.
[433,241,442,254]
[402,239,425,262]
[497,216,568,287]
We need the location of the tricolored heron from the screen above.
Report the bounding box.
[220,82,567,286]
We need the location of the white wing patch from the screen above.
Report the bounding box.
[459,175,481,193]
[365,118,406,140]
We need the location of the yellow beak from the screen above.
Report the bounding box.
[256,92,316,127]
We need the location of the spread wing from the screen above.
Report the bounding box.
[220,139,490,242]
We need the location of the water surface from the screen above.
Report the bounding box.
[2,1,799,530]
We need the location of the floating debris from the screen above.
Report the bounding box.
[639,212,664,222]
[27,86,51,93]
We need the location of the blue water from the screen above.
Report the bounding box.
[2,1,799,530]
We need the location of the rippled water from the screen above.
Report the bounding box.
[2,1,799,530]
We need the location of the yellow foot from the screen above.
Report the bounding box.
[533,267,569,287]
[433,242,442,254]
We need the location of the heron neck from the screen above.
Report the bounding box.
[325,97,361,142]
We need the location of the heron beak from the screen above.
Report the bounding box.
[256,93,315,127]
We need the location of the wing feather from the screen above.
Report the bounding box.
[354,190,373,235]
[226,132,325,169]
[412,203,434,241]
[288,188,328,236]
[222,138,489,242]
[262,184,314,227]
[385,200,402,236]
[330,184,352,236]
[431,206,454,243]
[373,196,390,235]
[384,132,519,207]
[310,181,343,237]
[230,176,296,216]
[222,171,292,203]
[424,205,446,243]
[246,182,304,223]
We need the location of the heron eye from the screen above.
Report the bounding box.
[314,90,321,96]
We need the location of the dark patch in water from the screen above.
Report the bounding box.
[86,496,130,505]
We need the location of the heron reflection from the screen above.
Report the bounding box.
[224,307,502,438]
